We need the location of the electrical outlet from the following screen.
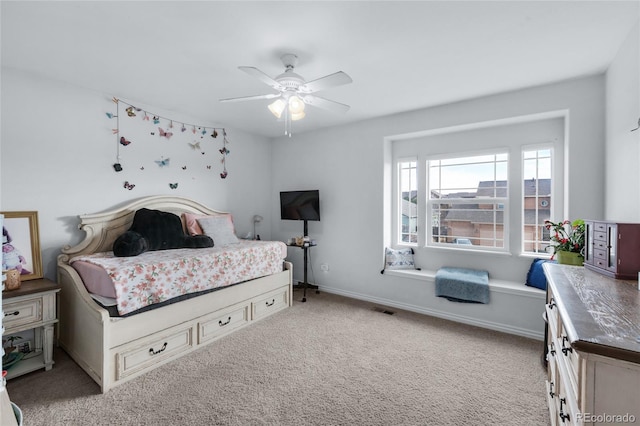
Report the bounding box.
[320,263,329,272]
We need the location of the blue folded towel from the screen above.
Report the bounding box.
[435,267,490,304]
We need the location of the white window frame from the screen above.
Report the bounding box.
[521,144,556,256]
[395,157,418,246]
[426,150,510,253]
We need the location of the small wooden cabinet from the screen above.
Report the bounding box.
[584,220,640,279]
[543,263,640,425]
[2,278,60,379]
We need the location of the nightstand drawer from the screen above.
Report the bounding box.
[3,298,42,331]
[593,248,607,261]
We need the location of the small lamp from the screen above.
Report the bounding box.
[253,215,263,240]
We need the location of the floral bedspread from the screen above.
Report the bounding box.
[70,240,287,315]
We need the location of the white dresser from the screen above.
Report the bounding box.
[543,263,640,425]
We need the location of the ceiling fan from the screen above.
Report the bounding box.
[220,54,352,136]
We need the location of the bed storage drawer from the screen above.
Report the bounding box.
[198,302,250,344]
[115,324,194,380]
[252,286,289,320]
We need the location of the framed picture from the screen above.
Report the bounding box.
[1,211,43,281]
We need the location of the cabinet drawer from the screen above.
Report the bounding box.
[252,287,289,320]
[593,231,607,242]
[3,298,42,331]
[115,325,193,379]
[199,303,250,344]
[593,249,607,261]
[593,240,607,250]
[594,222,607,232]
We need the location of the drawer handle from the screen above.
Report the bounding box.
[265,299,275,307]
[548,298,555,309]
[559,398,570,422]
[561,336,573,355]
[149,342,168,356]
[548,342,556,357]
[4,311,19,317]
[548,381,555,399]
[218,316,232,327]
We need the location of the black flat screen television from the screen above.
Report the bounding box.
[280,190,320,221]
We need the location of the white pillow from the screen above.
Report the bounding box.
[197,215,239,246]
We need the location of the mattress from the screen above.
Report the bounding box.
[71,240,287,315]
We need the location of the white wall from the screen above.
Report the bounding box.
[271,75,605,311]
[0,69,273,280]
[605,21,640,221]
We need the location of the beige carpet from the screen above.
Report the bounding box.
[7,291,550,425]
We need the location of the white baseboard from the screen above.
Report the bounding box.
[317,285,545,341]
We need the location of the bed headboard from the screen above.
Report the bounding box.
[59,196,227,261]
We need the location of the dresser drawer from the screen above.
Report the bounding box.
[252,286,289,320]
[199,303,250,344]
[115,324,194,380]
[558,323,580,396]
[3,298,42,331]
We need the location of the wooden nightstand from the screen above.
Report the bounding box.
[2,278,61,379]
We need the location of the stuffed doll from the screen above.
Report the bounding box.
[2,227,31,275]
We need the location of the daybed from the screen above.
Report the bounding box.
[57,196,292,392]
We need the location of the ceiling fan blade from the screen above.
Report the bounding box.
[238,66,284,91]
[298,71,352,93]
[300,94,350,114]
[219,93,281,103]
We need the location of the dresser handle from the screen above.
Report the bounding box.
[548,381,555,398]
[548,298,555,309]
[149,342,168,355]
[218,316,232,327]
[265,299,275,307]
[4,311,19,317]
[549,342,556,357]
[559,398,570,422]
[561,336,573,355]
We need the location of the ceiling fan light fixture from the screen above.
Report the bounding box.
[268,99,286,118]
[288,95,305,114]
[291,110,306,121]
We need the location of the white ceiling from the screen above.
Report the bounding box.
[2,1,638,138]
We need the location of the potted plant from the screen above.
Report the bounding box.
[544,219,585,265]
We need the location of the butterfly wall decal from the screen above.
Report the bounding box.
[126,107,136,117]
[169,183,178,189]
[143,113,150,121]
[155,157,170,167]
[159,128,173,139]
[206,165,212,170]
[106,112,115,119]
[182,166,187,170]
[153,116,160,124]
[124,181,135,190]
[219,147,230,154]
[120,136,132,146]
[220,170,228,179]
[113,163,123,172]
[211,129,218,138]
[189,142,201,150]
[181,125,187,132]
